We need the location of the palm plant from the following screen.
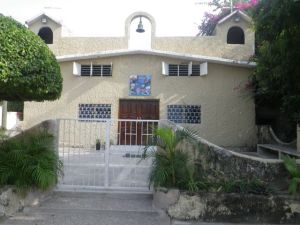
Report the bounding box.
[144,126,200,189]
[0,131,63,190]
[282,155,300,195]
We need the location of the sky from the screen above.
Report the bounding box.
[1,0,213,37]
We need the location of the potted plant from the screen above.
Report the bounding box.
[96,139,101,150]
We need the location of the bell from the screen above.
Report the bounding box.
[136,17,145,33]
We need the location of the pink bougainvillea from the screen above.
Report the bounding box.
[199,0,260,36]
[234,0,259,10]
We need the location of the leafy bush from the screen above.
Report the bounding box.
[7,101,24,112]
[144,127,200,189]
[283,155,300,195]
[253,0,300,123]
[213,179,271,195]
[0,132,63,190]
[0,15,62,101]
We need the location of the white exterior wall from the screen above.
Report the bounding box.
[6,112,17,130]
[24,55,256,148]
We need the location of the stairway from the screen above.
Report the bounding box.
[1,191,170,225]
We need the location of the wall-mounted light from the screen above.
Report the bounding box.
[136,17,145,33]
[41,17,47,24]
[234,16,240,23]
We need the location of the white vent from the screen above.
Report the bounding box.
[200,62,208,76]
[162,62,169,76]
[73,62,81,76]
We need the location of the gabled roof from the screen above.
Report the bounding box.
[218,10,252,25]
[56,49,256,68]
[26,13,61,26]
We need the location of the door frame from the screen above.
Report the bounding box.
[118,99,160,145]
[118,99,160,120]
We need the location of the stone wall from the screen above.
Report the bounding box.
[168,192,300,224]
[191,134,288,185]
[0,186,52,218]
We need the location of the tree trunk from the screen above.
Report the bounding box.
[297,124,300,152]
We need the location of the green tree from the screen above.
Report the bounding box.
[0,15,62,101]
[253,0,300,124]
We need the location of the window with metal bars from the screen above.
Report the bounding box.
[92,65,112,76]
[168,64,200,76]
[80,64,112,76]
[81,65,91,76]
[169,64,188,76]
[191,64,200,76]
[167,105,201,124]
[78,103,111,120]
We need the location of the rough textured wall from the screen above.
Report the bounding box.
[48,37,128,56]
[47,35,253,61]
[184,132,288,186]
[152,35,253,61]
[27,14,254,61]
[168,193,300,224]
[24,54,256,148]
[0,186,53,218]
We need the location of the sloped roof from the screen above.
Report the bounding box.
[218,10,252,25]
[26,13,61,26]
[56,49,255,68]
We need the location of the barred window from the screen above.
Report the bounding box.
[74,63,112,76]
[78,104,111,120]
[168,64,189,76]
[167,105,201,124]
[81,65,91,76]
[91,65,112,76]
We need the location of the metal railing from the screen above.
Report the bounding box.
[57,118,159,192]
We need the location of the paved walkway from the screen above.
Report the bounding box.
[0,191,279,225]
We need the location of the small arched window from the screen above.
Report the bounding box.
[227,26,245,44]
[38,27,53,44]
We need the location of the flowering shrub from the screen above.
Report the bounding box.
[198,0,259,36]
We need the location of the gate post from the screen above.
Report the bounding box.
[104,119,111,188]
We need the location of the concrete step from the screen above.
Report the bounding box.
[1,191,170,225]
[171,221,279,225]
[34,191,155,212]
[2,210,169,225]
[238,151,278,159]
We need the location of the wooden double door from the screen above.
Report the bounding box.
[118,99,159,145]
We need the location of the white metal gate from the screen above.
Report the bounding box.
[57,119,158,192]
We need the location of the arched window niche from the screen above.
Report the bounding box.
[227,26,245,44]
[125,12,156,50]
[38,27,53,44]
